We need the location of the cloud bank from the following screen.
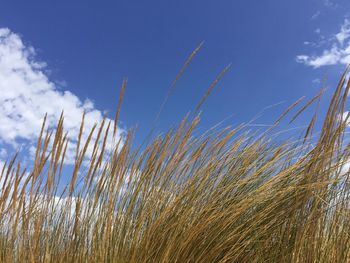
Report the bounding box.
[0,28,124,164]
[296,19,350,68]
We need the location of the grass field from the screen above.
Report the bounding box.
[1,70,350,262]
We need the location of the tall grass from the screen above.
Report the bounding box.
[1,70,350,263]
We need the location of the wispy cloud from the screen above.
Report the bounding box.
[311,11,321,20]
[323,0,339,8]
[312,78,321,84]
[0,28,125,164]
[296,19,350,68]
[336,20,350,45]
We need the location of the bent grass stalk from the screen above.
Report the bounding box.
[0,71,350,262]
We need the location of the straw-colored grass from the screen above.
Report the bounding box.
[1,69,350,263]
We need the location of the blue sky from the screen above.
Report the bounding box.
[1,0,350,162]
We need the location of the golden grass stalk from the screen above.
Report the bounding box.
[0,70,350,262]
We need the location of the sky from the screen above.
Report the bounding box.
[1,0,350,166]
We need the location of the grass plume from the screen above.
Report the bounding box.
[1,71,350,262]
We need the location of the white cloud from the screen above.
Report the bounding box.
[312,78,321,84]
[0,28,125,164]
[323,0,338,8]
[340,159,350,175]
[0,148,6,159]
[311,11,321,20]
[336,19,350,46]
[341,111,350,125]
[296,19,350,68]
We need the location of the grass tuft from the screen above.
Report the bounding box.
[1,71,350,262]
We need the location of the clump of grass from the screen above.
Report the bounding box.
[1,70,350,263]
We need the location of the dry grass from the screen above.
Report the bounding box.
[1,70,350,263]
